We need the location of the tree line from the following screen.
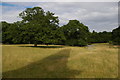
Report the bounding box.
[1,7,120,46]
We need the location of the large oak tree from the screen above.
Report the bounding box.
[17,7,59,46]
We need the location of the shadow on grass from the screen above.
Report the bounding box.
[19,45,64,48]
[3,49,81,78]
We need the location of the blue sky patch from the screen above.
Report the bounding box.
[0,2,17,7]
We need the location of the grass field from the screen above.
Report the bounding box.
[2,43,118,78]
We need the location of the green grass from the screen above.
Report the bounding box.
[2,43,118,78]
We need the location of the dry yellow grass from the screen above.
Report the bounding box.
[2,43,118,78]
[68,44,118,78]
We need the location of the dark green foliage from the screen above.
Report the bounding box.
[61,20,90,46]
[2,7,59,46]
[18,7,59,46]
[2,21,14,44]
[1,6,119,46]
[112,26,120,45]
[89,30,112,43]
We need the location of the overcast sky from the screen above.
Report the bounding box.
[1,2,118,32]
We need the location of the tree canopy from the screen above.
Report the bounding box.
[112,26,120,45]
[60,20,90,46]
[15,7,59,46]
[89,30,112,43]
[1,6,120,46]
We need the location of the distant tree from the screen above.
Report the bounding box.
[61,20,90,46]
[54,27,66,45]
[88,30,98,43]
[98,31,112,43]
[9,21,27,44]
[1,21,14,44]
[89,30,112,43]
[112,26,120,45]
[17,7,59,46]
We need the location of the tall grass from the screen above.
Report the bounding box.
[2,43,118,78]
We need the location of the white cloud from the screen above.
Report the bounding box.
[1,10,22,23]
[1,2,118,32]
[1,5,24,22]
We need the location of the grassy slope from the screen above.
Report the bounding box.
[2,43,118,78]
